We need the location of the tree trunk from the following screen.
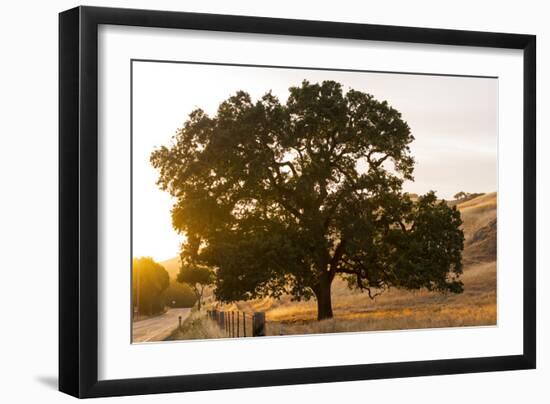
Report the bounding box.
[315,273,334,321]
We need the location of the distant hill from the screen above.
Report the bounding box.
[455,192,497,265]
[160,256,181,280]
[447,192,484,207]
[456,191,496,211]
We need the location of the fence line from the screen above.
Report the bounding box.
[206,309,266,337]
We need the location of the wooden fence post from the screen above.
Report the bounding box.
[219,311,225,330]
[243,312,246,337]
[178,315,182,330]
[252,312,266,337]
[237,312,240,337]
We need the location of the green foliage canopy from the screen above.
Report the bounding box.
[132,257,170,316]
[453,191,468,200]
[177,264,214,311]
[151,80,464,320]
[162,281,197,308]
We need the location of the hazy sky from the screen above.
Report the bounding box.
[132,61,497,261]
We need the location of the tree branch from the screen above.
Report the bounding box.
[274,160,298,177]
[329,239,346,274]
[364,286,384,300]
[367,149,391,169]
[335,266,360,276]
[353,271,385,299]
[266,171,303,220]
[322,189,348,230]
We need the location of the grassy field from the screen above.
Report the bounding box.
[213,260,496,336]
[164,192,497,337]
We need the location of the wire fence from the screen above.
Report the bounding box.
[207,309,266,337]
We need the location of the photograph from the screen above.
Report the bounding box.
[130,60,498,343]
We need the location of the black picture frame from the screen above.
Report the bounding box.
[59,5,536,398]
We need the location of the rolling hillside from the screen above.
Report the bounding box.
[457,192,497,265]
[160,256,181,280]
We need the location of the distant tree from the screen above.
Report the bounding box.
[151,80,464,320]
[454,191,468,200]
[177,264,214,311]
[162,281,197,308]
[454,191,485,202]
[132,257,170,316]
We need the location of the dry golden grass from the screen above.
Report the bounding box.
[458,192,496,242]
[457,192,496,210]
[165,309,227,341]
[266,303,496,336]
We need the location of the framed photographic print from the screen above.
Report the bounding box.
[59,6,536,398]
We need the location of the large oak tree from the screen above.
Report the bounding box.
[151,80,464,320]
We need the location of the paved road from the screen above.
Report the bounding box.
[132,308,191,343]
